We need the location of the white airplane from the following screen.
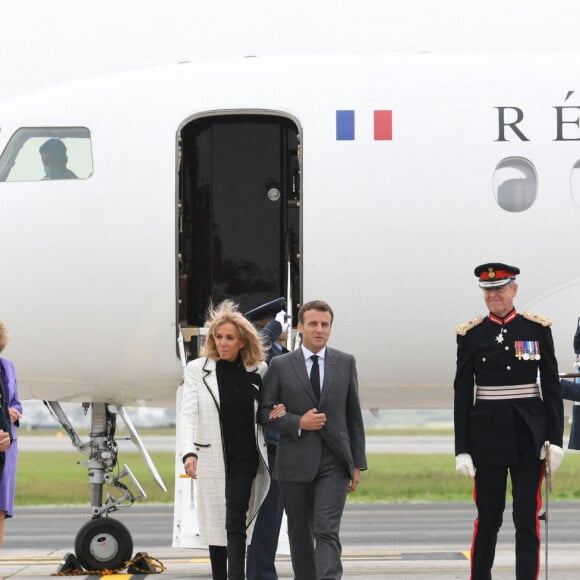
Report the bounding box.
[3,0,580,570]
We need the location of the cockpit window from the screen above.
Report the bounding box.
[0,127,93,182]
[492,157,537,212]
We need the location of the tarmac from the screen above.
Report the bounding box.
[3,545,580,578]
[2,502,580,578]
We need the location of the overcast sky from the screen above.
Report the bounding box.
[2,0,580,102]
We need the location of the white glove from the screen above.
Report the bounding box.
[540,442,564,474]
[275,310,289,333]
[455,453,476,478]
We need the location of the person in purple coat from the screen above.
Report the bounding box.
[0,321,22,548]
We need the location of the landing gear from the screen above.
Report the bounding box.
[43,400,167,572]
[74,517,133,571]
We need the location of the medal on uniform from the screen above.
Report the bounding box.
[495,328,506,344]
[515,340,540,360]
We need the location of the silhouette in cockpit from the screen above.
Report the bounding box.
[39,138,77,180]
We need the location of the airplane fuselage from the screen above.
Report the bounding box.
[1,52,580,409]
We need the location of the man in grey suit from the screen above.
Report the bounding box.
[259,300,367,580]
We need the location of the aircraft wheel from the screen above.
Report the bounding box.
[74,518,133,571]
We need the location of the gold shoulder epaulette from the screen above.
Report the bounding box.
[456,315,485,336]
[521,311,552,327]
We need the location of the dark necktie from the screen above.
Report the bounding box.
[310,355,320,402]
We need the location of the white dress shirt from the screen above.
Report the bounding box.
[301,345,326,393]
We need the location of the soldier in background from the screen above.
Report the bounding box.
[558,318,580,449]
[454,263,564,580]
[574,320,580,365]
[245,298,289,580]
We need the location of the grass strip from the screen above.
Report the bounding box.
[15,451,580,505]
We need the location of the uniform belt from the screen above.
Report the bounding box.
[475,383,540,400]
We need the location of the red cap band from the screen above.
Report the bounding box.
[479,269,516,281]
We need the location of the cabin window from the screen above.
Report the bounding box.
[492,157,537,212]
[0,127,93,182]
[570,160,580,208]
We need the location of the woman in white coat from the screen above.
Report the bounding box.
[178,300,284,580]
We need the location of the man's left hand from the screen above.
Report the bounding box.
[348,467,361,493]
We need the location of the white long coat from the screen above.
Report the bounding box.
[178,356,270,546]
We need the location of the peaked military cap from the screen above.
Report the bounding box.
[474,262,520,289]
[245,297,286,322]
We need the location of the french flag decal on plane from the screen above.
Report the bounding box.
[336,110,393,141]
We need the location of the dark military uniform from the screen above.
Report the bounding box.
[561,321,580,450]
[561,378,580,449]
[454,309,563,580]
[245,298,287,580]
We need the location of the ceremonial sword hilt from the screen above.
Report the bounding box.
[543,440,551,580]
[544,441,552,493]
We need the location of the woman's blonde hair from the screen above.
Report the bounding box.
[201,300,264,366]
[0,321,9,354]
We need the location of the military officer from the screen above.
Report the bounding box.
[245,297,289,580]
[560,322,580,450]
[454,262,564,580]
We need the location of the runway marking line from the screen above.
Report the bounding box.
[0,550,469,568]
[0,557,63,564]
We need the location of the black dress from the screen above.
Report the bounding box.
[209,357,261,580]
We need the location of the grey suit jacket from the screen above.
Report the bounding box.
[259,347,367,482]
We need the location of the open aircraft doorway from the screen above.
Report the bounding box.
[178,113,302,356]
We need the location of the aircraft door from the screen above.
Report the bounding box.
[178,114,301,354]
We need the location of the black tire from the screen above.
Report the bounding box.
[74,518,133,571]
